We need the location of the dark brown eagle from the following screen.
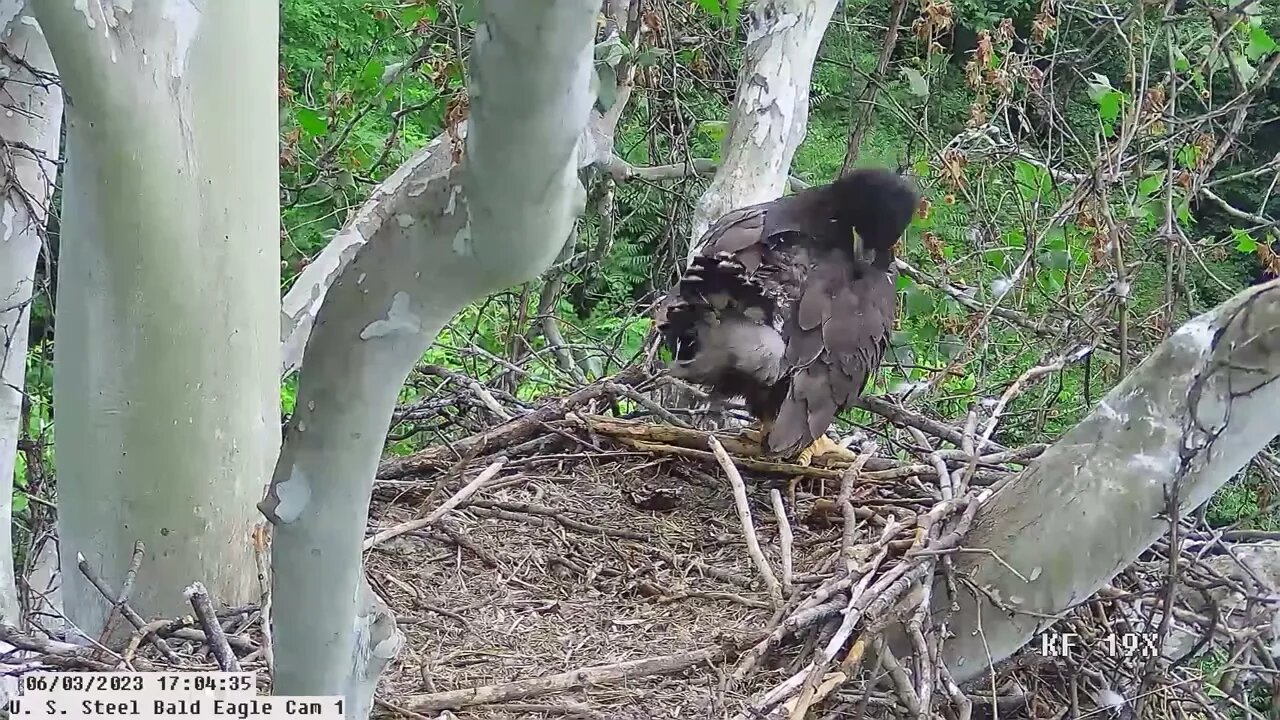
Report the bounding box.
[656,168,919,466]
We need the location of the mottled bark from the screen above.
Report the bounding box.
[261,1,599,716]
[32,0,279,633]
[0,4,62,627]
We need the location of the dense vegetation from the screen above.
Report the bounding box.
[14,0,1280,557]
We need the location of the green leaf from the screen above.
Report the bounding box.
[694,0,723,16]
[696,120,729,144]
[1038,268,1066,294]
[937,334,965,361]
[1137,171,1163,198]
[983,249,1012,272]
[903,284,936,316]
[595,35,627,67]
[901,67,930,97]
[1175,198,1192,228]
[1232,229,1258,253]
[635,48,669,68]
[1230,52,1258,85]
[455,0,478,25]
[1176,144,1198,169]
[359,59,385,89]
[1043,228,1067,252]
[1012,159,1051,201]
[1095,90,1122,123]
[295,107,328,136]
[1172,47,1191,72]
[1246,27,1276,61]
[400,4,438,27]
[888,330,915,367]
[910,321,938,345]
[594,64,618,112]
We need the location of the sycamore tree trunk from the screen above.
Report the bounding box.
[32,1,279,633]
[687,0,838,259]
[259,1,598,716]
[898,280,1280,683]
[0,6,62,627]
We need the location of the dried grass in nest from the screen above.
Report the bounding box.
[10,373,1278,720]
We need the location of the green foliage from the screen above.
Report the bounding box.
[280,0,454,283]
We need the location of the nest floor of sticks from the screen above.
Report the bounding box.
[357,377,1279,720]
[10,376,1277,719]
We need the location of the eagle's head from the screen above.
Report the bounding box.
[827,168,920,267]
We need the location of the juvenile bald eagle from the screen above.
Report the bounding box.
[656,168,918,466]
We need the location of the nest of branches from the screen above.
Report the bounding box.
[361,370,1280,719]
[6,369,1278,719]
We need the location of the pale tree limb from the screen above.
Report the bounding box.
[32,0,280,634]
[686,0,839,261]
[260,1,599,715]
[0,4,61,629]
[887,279,1280,684]
[281,109,626,379]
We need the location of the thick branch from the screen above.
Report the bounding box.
[687,0,839,261]
[900,279,1280,683]
[263,0,599,709]
[0,7,62,627]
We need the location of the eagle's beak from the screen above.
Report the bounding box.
[851,228,867,263]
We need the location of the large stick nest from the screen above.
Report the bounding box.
[8,370,1279,719]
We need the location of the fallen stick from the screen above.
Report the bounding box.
[770,490,794,595]
[402,646,725,712]
[364,458,508,550]
[577,414,897,471]
[377,370,643,478]
[0,624,139,671]
[710,436,783,606]
[98,540,145,646]
[77,553,181,663]
[184,582,240,672]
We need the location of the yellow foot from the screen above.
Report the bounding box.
[794,434,856,468]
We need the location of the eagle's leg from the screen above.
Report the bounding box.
[787,434,856,506]
[794,433,857,467]
[738,417,774,450]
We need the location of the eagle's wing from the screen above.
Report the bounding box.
[766,258,895,457]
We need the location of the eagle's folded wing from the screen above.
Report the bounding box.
[768,265,894,457]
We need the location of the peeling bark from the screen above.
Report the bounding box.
[0,5,61,627]
[900,280,1280,683]
[32,0,279,633]
[261,0,598,712]
[281,108,623,379]
[687,0,839,261]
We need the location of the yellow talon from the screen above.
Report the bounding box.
[793,434,854,467]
